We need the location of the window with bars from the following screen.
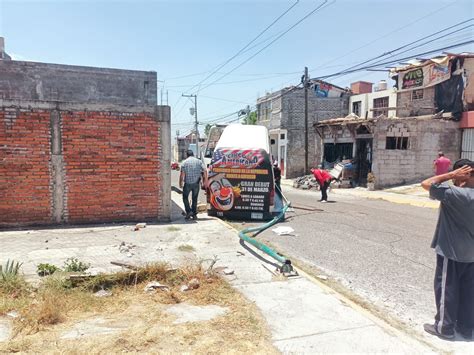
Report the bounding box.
[411,89,424,100]
[386,137,409,150]
[373,96,389,117]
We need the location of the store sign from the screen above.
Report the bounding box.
[207,148,274,220]
[399,61,450,91]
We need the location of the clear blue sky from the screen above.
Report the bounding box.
[1,0,473,136]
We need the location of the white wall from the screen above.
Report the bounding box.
[349,88,397,118]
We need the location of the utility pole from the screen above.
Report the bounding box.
[182,94,199,158]
[303,66,309,174]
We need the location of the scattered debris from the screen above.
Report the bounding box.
[6,311,19,319]
[236,251,245,256]
[144,281,170,293]
[213,267,234,276]
[316,274,328,281]
[293,175,319,189]
[134,223,147,231]
[272,226,295,236]
[223,269,234,275]
[180,285,190,292]
[178,244,195,252]
[118,242,136,256]
[197,203,207,213]
[188,278,200,290]
[94,290,112,298]
[110,261,139,270]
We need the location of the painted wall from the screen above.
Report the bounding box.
[349,88,397,119]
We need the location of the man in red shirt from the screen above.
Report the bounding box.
[434,152,451,176]
[311,166,333,202]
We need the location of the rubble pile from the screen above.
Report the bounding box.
[292,175,320,190]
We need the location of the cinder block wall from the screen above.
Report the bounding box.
[372,118,461,188]
[282,90,349,178]
[0,100,171,227]
[397,87,435,118]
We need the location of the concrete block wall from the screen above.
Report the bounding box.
[281,90,349,177]
[397,87,435,118]
[0,100,171,228]
[0,60,157,106]
[372,118,460,187]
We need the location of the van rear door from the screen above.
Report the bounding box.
[207,147,274,220]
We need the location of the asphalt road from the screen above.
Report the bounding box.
[258,185,440,334]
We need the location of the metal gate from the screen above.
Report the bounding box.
[461,129,474,160]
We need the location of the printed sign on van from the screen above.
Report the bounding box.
[207,148,274,220]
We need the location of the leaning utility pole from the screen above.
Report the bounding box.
[303,67,309,174]
[182,94,199,158]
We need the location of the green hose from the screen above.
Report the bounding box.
[238,186,294,272]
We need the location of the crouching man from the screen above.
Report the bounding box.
[421,159,474,340]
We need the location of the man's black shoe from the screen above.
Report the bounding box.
[456,326,473,340]
[423,323,455,340]
[184,213,191,220]
[192,214,198,220]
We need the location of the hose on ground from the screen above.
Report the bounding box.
[238,183,294,272]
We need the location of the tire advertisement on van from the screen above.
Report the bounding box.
[207,148,274,220]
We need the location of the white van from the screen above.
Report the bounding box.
[206,124,275,220]
[202,124,227,168]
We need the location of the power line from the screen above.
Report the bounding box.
[183,0,300,95]
[327,19,473,80]
[308,0,463,74]
[317,40,474,80]
[197,0,334,93]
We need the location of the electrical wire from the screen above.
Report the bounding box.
[183,0,301,95]
[197,0,333,94]
[316,40,474,81]
[308,0,463,74]
[327,20,473,81]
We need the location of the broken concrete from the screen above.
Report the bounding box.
[0,319,12,342]
[61,317,127,340]
[165,304,228,324]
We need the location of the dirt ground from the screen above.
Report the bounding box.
[0,266,277,354]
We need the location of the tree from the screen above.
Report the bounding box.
[204,123,212,137]
[242,111,257,125]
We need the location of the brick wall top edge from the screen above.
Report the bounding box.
[0,99,169,114]
[1,60,157,77]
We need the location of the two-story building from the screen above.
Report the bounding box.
[256,80,350,178]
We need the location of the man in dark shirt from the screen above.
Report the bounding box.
[421,159,474,340]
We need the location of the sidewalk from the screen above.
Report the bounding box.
[0,194,446,353]
[281,179,439,209]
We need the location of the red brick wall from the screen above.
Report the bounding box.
[0,109,52,225]
[1,105,165,227]
[62,111,161,223]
